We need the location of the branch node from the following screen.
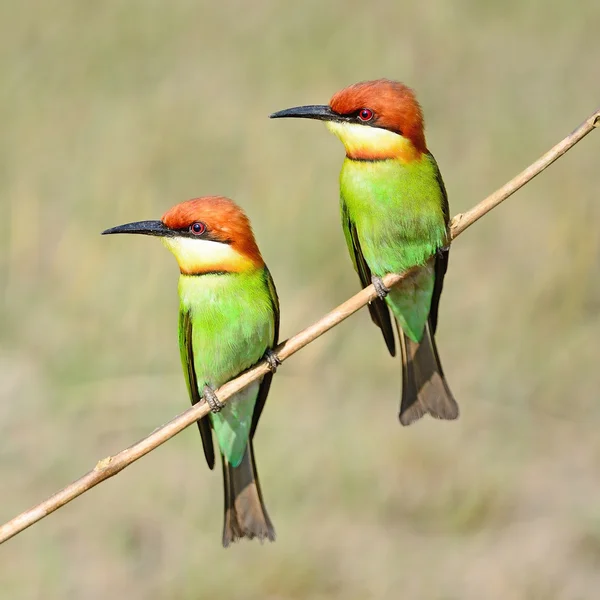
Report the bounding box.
[94,457,113,471]
[449,212,464,231]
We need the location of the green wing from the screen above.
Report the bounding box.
[179,309,215,470]
[427,151,450,335]
[341,201,396,356]
[250,266,279,439]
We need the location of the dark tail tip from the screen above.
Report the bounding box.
[221,443,276,548]
[399,322,459,426]
[222,517,276,548]
[399,383,459,425]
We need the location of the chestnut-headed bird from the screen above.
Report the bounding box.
[103,196,279,546]
[271,79,458,425]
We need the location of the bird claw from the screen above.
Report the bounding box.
[264,349,281,373]
[371,275,391,300]
[203,385,224,413]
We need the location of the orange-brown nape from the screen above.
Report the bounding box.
[161,196,264,275]
[329,79,426,161]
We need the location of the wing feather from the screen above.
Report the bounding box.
[179,309,215,469]
[342,202,396,356]
[249,267,279,439]
[427,152,450,334]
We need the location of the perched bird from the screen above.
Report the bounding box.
[271,79,458,425]
[103,196,279,546]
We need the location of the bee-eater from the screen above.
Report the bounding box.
[271,79,458,425]
[103,196,279,546]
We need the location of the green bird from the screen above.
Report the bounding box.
[271,79,458,425]
[103,196,279,546]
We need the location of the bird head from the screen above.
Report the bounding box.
[103,196,264,275]
[270,79,426,162]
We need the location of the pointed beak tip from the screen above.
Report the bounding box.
[269,109,289,119]
[268,105,336,122]
[100,220,169,238]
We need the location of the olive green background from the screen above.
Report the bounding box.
[1,1,599,598]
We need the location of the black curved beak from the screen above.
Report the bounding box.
[269,104,341,122]
[102,220,173,237]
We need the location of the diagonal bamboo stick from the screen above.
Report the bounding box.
[0,107,598,545]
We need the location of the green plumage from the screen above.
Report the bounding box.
[268,82,458,424]
[178,268,277,467]
[338,149,458,424]
[102,195,279,545]
[340,153,449,342]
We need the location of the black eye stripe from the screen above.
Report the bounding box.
[344,109,403,135]
[175,224,233,244]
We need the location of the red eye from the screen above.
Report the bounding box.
[190,222,206,235]
[358,108,373,122]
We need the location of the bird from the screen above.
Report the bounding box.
[103,196,279,546]
[270,79,458,425]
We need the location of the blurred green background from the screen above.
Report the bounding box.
[1,1,599,598]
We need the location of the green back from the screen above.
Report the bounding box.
[178,268,277,467]
[339,153,448,342]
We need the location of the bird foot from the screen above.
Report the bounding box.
[263,349,282,373]
[371,275,391,300]
[203,385,224,413]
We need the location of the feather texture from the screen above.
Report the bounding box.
[178,267,279,544]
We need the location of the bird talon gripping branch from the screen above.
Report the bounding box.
[203,385,224,413]
[371,275,391,300]
[264,349,281,373]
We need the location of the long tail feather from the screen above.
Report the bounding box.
[398,321,459,425]
[221,441,275,547]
